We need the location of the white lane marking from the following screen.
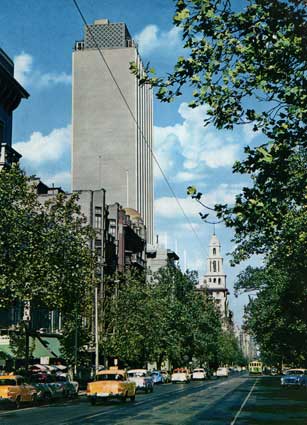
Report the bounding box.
[230,379,258,425]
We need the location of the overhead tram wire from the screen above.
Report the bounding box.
[71,0,209,259]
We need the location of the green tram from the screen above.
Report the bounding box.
[248,361,263,375]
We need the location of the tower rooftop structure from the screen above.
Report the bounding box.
[197,233,229,320]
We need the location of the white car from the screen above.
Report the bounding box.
[192,368,206,380]
[127,369,154,393]
[171,369,190,383]
[216,367,229,377]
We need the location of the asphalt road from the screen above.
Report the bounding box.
[1,375,307,424]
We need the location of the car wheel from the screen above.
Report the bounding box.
[31,394,38,406]
[90,397,97,406]
[130,394,135,402]
[44,392,52,403]
[15,396,21,409]
[145,387,148,394]
[122,393,127,402]
[150,386,153,393]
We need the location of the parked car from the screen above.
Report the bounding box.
[127,369,153,393]
[55,373,79,398]
[216,367,229,377]
[192,368,206,381]
[0,375,37,409]
[281,369,307,387]
[29,373,64,401]
[171,368,191,383]
[161,370,171,383]
[151,371,164,384]
[87,367,136,405]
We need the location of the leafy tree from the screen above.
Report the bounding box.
[9,322,35,360]
[235,210,307,366]
[132,0,307,365]
[131,0,307,263]
[217,330,245,366]
[0,165,97,364]
[104,267,236,369]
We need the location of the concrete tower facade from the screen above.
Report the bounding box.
[72,19,154,243]
[198,234,229,319]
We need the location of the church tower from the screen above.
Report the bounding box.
[198,233,229,320]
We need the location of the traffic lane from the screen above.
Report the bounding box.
[102,375,254,425]
[233,376,307,424]
[0,377,242,425]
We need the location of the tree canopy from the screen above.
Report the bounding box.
[132,0,307,365]
[103,267,243,369]
[0,166,97,363]
[132,0,307,263]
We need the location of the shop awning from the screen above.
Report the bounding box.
[37,336,62,358]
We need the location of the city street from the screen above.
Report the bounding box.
[1,376,307,424]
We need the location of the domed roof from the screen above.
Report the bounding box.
[124,207,142,219]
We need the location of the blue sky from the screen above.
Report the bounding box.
[1,0,262,325]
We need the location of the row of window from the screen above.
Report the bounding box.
[209,260,220,273]
[204,277,222,284]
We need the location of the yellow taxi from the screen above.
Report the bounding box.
[0,374,38,408]
[86,366,136,405]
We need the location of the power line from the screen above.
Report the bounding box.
[71,0,209,259]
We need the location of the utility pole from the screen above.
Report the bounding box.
[23,301,31,373]
[95,286,99,371]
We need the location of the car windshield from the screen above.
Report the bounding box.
[96,374,124,381]
[128,372,146,377]
[194,369,204,372]
[0,379,16,386]
[55,376,67,382]
[286,370,304,375]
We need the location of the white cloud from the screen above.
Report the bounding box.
[154,102,241,180]
[155,196,201,219]
[179,222,202,231]
[155,183,243,219]
[14,52,71,89]
[173,171,206,183]
[37,72,72,88]
[14,53,33,86]
[242,123,260,142]
[43,171,71,191]
[15,124,71,163]
[135,25,181,55]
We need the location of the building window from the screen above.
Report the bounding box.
[109,219,116,237]
[213,278,216,283]
[218,261,220,272]
[209,278,211,282]
[213,260,217,272]
[213,248,216,255]
[204,279,207,284]
[95,207,102,228]
[218,278,221,284]
[95,239,102,258]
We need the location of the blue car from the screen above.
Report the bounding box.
[151,371,164,384]
[281,369,307,387]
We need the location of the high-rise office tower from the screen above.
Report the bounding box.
[72,19,154,243]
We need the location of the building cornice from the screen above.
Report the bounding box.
[0,65,29,112]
